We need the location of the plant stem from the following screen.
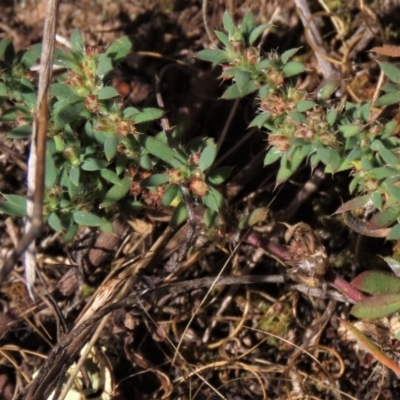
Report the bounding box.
[244,230,367,303]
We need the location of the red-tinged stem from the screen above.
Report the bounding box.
[244,230,367,303]
[244,231,289,261]
[325,269,367,303]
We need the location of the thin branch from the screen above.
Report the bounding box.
[0,0,60,294]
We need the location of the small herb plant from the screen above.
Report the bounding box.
[196,11,400,376]
[197,12,400,240]
[0,31,231,240]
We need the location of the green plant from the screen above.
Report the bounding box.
[196,10,400,378]
[0,31,231,240]
[197,11,400,240]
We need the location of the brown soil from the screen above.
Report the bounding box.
[2,1,400,399]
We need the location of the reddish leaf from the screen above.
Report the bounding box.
[351,271,400,295]
[343,212,391,238]
[369,208,399,229]
[339,318,400,378]
[350,293,400,319]
[335,195,371,214]
[370,45,400,58]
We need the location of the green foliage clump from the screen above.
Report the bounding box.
[197,12,400,240]
[0,31,230,240]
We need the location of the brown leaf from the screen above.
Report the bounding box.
[370,45,400,58]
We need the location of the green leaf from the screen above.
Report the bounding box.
[69,166,80,187]
[137,134,184,168]
[100,176,132,208]
[20,44,42,68]
[204,186,224,211]
[282,61,305,77]
[386,183,400,202]
[296,100,315,112]
[54,101,85,130]
[359,103,371,122]
[257,61,272,73]
[388,223,400,240]
[20,78,37,108]
[70,29,84,53]
[351,293,400,319]
[98,86,119,100]
[264,147,282,166]
[370,208,399,228]
[310,152,320,169]
[50,83,76,98]
[73,211,105,227]
[249,24,270,45]
[276,153,293,185]
[81,158,109,171]
[64,221,78,242]
[382,121,398,138]
[317,78,340,100]
[105,36,132,61]
[96,55,113,75]
[351,271,400,295]
[238,207,269,229]
[93,131,108,145]
[104,135,119,161]
[281,48,301,64]
[48,212,63,232]
[0,194,27,217]
[139,154,152,170]
[222,81,257,99]
[1,108,19,122]
[378,61,400,84]
[199,140,217,171]
[375,91,400,107]
[241,12,255,41]
[339,124,364,137]
[100,169,120,184]
[45,150,57,187]
[318,147,341,173]
[235,70,251,93]
[140,174,169,187]
[204,208,219,228]
[122,107,140,120]
[161,185,179,207]
[349,174,361,194]
[381,82,400,93]
[0,82,6,97]
[67,173,79,198]
[196,49,229,65]
[53,50,77,69]
[0,38,15,64]
[170,201,188,226]
[131,108,163,124]
[288,111,307,124]
[222,12,235,36]
[115,154,127,175]
[249,112,271,128]
[290,146,307,173]
[206,166,233,185]
[214,30,229,46]
[346,147,362,161]
[360,155,373,170]
[54,135,66,153]
[371,192,383,210]
[100,220,113,233]
[8,125,32,139]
